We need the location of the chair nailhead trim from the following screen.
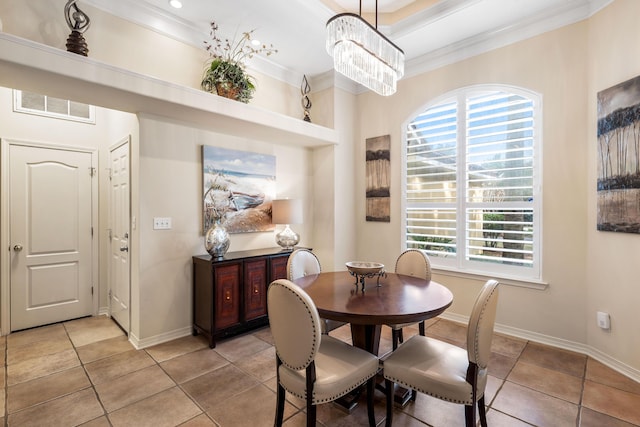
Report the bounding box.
[281,371,377,404]
[383,375,476,405]
[277,283,319,371]
[472,285,498,367]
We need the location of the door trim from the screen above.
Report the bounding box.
[0,138,99,335]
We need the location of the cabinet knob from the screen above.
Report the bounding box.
[225,291,231,301]
[254,287,259,294]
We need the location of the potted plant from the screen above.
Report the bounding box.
[201,22,277,103]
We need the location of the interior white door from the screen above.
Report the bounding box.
[10,144,94,331]
[108,138,130,333]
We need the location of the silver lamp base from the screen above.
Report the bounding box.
[276,224,299,251]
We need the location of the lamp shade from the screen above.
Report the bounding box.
[271,199,302,224]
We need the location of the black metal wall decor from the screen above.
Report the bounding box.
[64,0,91,56]
[301,75,312,122]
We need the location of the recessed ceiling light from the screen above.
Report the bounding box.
[169,0,182,9]
[251,39,261,47]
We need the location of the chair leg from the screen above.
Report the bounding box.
[398,328,404,344]
[385,379,394,427]
[478,396,488,427]
[366,377,376,427]
[464,404,475,427]
[306,400,316,427]
[275,383,285,427]
[418,321,425,336]
[392,329,400,350]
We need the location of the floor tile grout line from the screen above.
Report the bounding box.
[63,320,114,426]
[147,346,220,426]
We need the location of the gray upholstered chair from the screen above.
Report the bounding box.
[382,279,499,427]
[286,248,345,334]
[387,249,432,349]
[268,279,380,427]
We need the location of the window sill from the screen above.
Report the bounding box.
[432,267,549,290]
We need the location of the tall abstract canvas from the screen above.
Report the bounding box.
[597,75,640,233]
[366,135,391,222]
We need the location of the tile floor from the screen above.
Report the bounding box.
[1,315,639,426]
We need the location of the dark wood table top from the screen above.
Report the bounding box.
[292,271,453,326]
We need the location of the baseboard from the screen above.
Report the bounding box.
[128,326,193,350]
[439,312,640,384]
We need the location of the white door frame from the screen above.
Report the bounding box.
[0,138,99,335]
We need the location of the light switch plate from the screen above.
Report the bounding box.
[153,217,172,230]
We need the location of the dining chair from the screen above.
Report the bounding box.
[388,249,432,350]
[287,248,345,334]
[382,279,500,427]
[268,279,380,427]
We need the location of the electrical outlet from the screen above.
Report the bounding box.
[597,311,610,330]
[153,217,172,230]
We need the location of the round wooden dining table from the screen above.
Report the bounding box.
[292,271,454,356]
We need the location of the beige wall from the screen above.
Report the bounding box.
[586,0,640,375]
[134,116,315,341]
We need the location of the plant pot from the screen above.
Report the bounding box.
[215,82,240,100]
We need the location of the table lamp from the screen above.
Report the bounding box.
[271,199,302,250]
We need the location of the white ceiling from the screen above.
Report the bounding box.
[84,0,611,86]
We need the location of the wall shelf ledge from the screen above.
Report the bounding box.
[0,33,338,148]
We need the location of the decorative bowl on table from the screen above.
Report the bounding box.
[346,262,386,292]
[345,261,385,275]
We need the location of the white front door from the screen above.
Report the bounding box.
[108,138,130,333]
[9,143,94,331]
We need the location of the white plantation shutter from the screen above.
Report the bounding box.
[405,87,540,280]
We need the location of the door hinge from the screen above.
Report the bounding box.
[108,289,112,299]
[91,286,94,296]
[89,167,96,177]
[91,227,94,238]
[106,167,112,180]
[107,228,113,240]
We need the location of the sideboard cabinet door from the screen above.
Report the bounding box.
[214,262,241,329]
[244,257,268,321]
[270,254,289,281]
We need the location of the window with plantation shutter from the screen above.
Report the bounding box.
[404,86,541,280]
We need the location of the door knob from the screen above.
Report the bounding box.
[13,244,23,252]
[120,246,129,252]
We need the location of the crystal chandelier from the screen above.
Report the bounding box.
[326,1,404,96]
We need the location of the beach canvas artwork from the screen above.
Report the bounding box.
[366,135,391,222]
[597,75,640,233]
[202,145,276,233]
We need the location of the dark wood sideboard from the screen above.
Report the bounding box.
[192,247,301,348]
